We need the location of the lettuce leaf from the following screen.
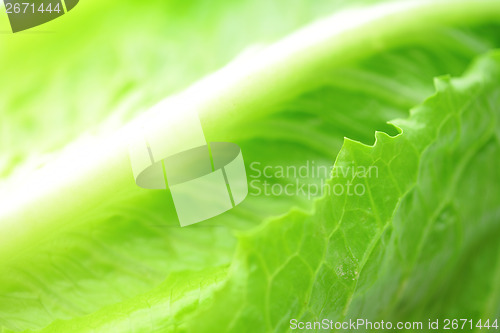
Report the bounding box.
[16,49,500,333]
[188,51,500,332]
[1,1,500,332]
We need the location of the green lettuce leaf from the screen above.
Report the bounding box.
[184,51,500,332]
[1,1,500,332]
[20,49,500,333]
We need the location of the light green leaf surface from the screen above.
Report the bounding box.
[1,1,500,332]
[0,0,381,181]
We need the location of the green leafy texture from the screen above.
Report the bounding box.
[185,51,500,332]
[1,1,500,332]
[20,50,500,333]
